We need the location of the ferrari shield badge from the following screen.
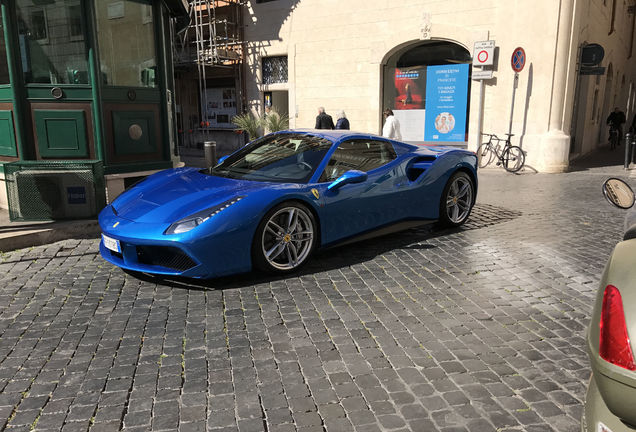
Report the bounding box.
[311,188,319,199]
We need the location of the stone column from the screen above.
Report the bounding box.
[538,0,577,172]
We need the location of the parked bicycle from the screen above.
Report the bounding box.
[608,125,620,150]
[478,133,526,173]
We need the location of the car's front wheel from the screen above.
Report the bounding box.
[253,202,317,273]
[439,171,475,227]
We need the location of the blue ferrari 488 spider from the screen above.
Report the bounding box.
[99,130,477,278]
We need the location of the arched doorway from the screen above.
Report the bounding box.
[381,40,471,144]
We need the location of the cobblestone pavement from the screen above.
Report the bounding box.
[0,164,631,432]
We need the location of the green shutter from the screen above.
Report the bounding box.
[34,109,89,158]
[0,110,17,157]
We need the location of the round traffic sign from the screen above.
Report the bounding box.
[511,47,526,72]
[477,50,489,64]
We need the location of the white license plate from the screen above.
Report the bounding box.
[102,234,121,253]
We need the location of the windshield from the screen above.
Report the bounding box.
[209,133,334,183]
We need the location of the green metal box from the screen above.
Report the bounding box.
[4,160,106,221]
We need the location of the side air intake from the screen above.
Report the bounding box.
[406,156,437,181]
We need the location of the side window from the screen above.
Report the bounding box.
[319,140,397,182]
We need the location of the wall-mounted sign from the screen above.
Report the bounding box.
[472,70,493,80]
[204,87,237,128]
[511,47,526,73]
[473,41,495,66]
[424,63,470,142]
[581,43,605,66]
[580,66,606,76]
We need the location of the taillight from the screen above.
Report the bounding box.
[599,285,636,371]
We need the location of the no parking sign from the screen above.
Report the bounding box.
[511,47,526,72]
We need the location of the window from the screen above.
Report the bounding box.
[262,56,288,84]
[30,9,48,42]
[0,9,9,84]
[68,5,83,41]
[16,0,89,84]
[319,140,397,182]
[211,134,333,183]
[609,0,617,34]
[96,0,157,88]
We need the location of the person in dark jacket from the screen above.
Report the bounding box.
[315,107,335,129]
[607,107,626,145]
[335,110,350,130]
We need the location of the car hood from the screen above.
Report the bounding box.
[111,168,268,224]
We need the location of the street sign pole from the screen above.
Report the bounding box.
[476,73,485,149]
[472,40,496,150]
[508,47,526,137]
[508,72,519,136]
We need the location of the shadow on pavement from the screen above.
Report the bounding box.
[128,203,521,291]
[569,144,626,172]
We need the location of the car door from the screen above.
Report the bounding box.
[313,139,404,245]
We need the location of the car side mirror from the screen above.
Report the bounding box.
[603,178,635,209]
[327,170,368,191]
[217,155,228,164]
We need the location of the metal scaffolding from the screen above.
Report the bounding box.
[175,0,246,140]
[180,0,245,67]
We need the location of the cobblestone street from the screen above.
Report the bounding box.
[0,164,630,432]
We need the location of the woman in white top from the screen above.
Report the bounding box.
[382,108,402,140]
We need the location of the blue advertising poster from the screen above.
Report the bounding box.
[424,63,469,142]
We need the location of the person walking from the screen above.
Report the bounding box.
[382,108,402,140]
[335,110,350,130]
[607,107,626,146]
[315,107,335,129]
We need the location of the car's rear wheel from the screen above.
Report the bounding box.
[253,202,316,273]
[439,171,474,227]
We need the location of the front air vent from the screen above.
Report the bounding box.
[136,246,197,272]
[407,156,437,181]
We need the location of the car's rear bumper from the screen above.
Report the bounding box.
[584,375,636,432]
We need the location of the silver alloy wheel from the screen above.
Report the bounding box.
[261,206,314,271]
[445,176,473,224]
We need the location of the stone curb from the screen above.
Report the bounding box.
[0,219,101,252]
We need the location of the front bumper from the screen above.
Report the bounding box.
[100,236,205,277]
[98,205,254,279]
[583,375,636,432]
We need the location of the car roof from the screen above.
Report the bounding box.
[283,129,384,141]
[275,129,409,146]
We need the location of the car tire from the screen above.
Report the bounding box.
[252,201,317,274]
[438,171,475,227]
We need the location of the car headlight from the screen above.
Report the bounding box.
[164,196,244,235]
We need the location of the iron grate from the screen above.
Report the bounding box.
[136,245,197,272]
[262,56,288,85]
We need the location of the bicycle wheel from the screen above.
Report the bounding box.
[610,130,618,150]
[502,146,525,173]
[477,143,495,168]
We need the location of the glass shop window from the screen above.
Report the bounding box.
[96,0,157,88]
[15,0,89,85]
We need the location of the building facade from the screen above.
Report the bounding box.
[242,0,636,172]
[0,0,187,213]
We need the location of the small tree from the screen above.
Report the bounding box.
[232,112,263,141]
[263,109,289,133]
